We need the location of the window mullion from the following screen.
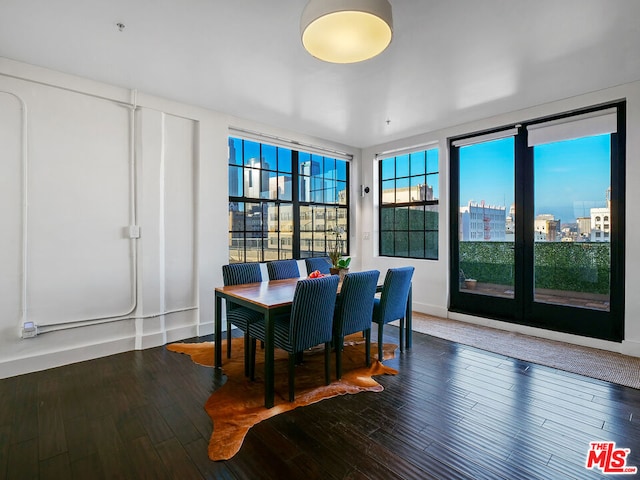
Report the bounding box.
[292,151,300,258]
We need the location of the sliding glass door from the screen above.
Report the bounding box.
[450,103,625,341]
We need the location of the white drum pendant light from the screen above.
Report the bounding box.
[301,0,393,64]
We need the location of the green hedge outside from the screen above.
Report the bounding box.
[459,241,610,294]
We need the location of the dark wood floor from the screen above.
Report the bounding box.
[2,326,640,479]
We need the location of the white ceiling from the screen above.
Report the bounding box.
[1,0,639,148]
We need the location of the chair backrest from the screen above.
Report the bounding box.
[222,262,262,286]
[267,259,300,280]
[289,275,340,351]
[304,257,332,275]
[376,266,415,324]
[222,263,262,311]
[334,270,380,337]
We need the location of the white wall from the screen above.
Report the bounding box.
[0,57,358,378]
[360,81,640,357]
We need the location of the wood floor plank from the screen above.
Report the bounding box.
[63,415,96,463]
[157,401,202,446]
[0,425,10,480]
[69,453,104,480]
[39,453,71,480]
[156,437,205,480]
[182,438,237,480]
[36,378,67,461]
[125,436,172,480]
[6,438,38,480]
[10,376,38,445]
[88,413,134,479]
[0,378,15,427]
[133,404,175,445]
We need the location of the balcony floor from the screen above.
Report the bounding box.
[461,282,610,311]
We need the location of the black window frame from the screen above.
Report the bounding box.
[228,137,350,263]
[378,147,439,260]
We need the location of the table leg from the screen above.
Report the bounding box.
[264,310,275,408]
[214,292,222,369]
[406,285,413,349]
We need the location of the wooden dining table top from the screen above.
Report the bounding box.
[215,276,340,310]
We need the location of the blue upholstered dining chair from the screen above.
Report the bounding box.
[249,275,340,402]
[266,259,300,280]
[304,257,332,275]
[372,266,415,363]
[332,270,380,379]
[222,263,264,375]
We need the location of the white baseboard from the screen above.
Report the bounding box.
[621,339,640,357]
[138,323,204,349]
[197,321,214,337]
[166,324,199,343]
[0,337,135,379]
[411,301,448,319]
[1,322,209,379]
[139,331,166,350]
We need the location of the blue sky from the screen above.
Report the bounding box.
[459,134,610,223]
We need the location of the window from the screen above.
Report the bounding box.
[228,137,349,263]
[379,148,439,259]
[450,101,625,342]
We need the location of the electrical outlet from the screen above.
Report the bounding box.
[22,322,37,338]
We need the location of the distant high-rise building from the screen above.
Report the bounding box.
[505,204,515,241]
[381,182,434,203]
[577,216,591,241]
[459,201,506,241]
[590,187,611,242]
[590,208,610,242]
[299,159,322,201]
[244,157,270,198]
[534,214,560,242]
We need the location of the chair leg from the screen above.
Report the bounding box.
[364,329,371,367]
[335,335,343,379]
[378,322,384,363]
[226,321,232,359]
[249,338,257,381]
[399,317,405,353]
[288,353,296,402]
[324,342,331,385]
[243,332,250,377]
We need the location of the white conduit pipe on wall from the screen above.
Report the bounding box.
[0,91,30,336]
[38,307,200,334]
[0,74,199,336]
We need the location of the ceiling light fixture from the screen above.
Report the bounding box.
[301,0,393,64]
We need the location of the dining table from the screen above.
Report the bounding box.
[214,276,412,409]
